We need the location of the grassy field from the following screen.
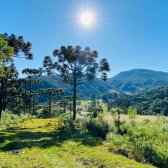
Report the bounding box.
[104,113,158,122]
[0,118,155,168]
[77,101,159,122]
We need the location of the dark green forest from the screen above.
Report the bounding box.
[108,86,168,116]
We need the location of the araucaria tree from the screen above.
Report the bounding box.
[39,88,64,118]
[43,46,110,120]
[0,33,33,121]
[22,68,41,114]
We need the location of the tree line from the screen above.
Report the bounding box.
[107,86,168,116]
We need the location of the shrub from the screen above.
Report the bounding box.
[0,110,34,130]
[128,108,137,123]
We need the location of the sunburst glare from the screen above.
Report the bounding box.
[66,0,104,35]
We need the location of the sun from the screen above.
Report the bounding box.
[81,12,93,26]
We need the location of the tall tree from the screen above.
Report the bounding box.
[121,98,128,114]
[39,88,64,118]
[0,33,33,121]
[31,90,39,116]
[63,96,73,115]
[43,46,110,120]
[102,94,109,104]
[22,68,41,114]
[1,33,33,60]
[21,79,29,114]
[0,35,13,75]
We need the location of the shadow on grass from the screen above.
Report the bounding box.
[0,122,101,152]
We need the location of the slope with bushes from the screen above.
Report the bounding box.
[76,114,168,168]
[0,113,154,168]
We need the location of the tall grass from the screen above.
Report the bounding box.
[76,114,168,167]
[0,109,36,130]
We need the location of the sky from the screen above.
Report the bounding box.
[1,0,168,78]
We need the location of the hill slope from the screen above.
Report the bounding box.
[107,69,168,94]
[0,119,154,168]
[31,75,113,100]
[29,69,168,100]
[112,85,168,115]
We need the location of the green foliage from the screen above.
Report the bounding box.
[1,33,33,60]
[111,109,117,120]
[102,94,109,103]
[57,113,73,140]
[0,118,153,167]
[0,35,14,75]
[112,86,168,116]
[128,108,137,123]
[39,88,64,117]
[106,69,168,94]
[105,118,168,167]
[40,106,49,118]
[43,45,110,120]
[106,132,128,153]
[87,106,103,118]
[76,115,109,139]
[121,99,128,114]
[0,110,35,129]
[51,105,62,117]
[58,113,73,125]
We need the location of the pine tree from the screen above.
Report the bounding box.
[0,33,33,121]
[39,88,64,118]
[22,68,41,114]
[42,46,110,120]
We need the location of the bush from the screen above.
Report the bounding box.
[40,106,49,118]
[0,110,35,130]
[56,113,73,140]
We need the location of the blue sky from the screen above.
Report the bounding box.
[1,0,168,78]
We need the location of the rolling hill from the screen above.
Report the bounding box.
[29,69,168,102]
[107,69,168,94]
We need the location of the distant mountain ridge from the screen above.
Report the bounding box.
[107,69,168,94]
[30,75,113,102]
[30,69,168,101]
[111,69,168,80]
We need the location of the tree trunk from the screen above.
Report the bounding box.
[0,78,4,121]
[49,93,51,118]
[33,94,35,115]
[24,83,27,114]
[12,94,15,113]
[73,69,76,120]
[118,106,120,130]
[29,78,31,114]
[70,101,72,115]
[64,102,66,113]
[3,78,7,111]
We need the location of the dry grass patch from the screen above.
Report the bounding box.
[104,114,159,122]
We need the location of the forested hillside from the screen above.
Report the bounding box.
[29,75,114,102]
[111,86,168,116]
[107,69,168,94]
[28,69,168,102]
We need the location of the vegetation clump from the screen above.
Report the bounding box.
[76,113,168,168]
[0,110,35,130]
[0,117,153,168]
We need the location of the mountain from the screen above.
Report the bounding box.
[30,75,114,102]
[111,85,168,116]
[107,69,168,94]
[29,69,168,102]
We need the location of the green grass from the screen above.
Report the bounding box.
[0,118,155,168]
